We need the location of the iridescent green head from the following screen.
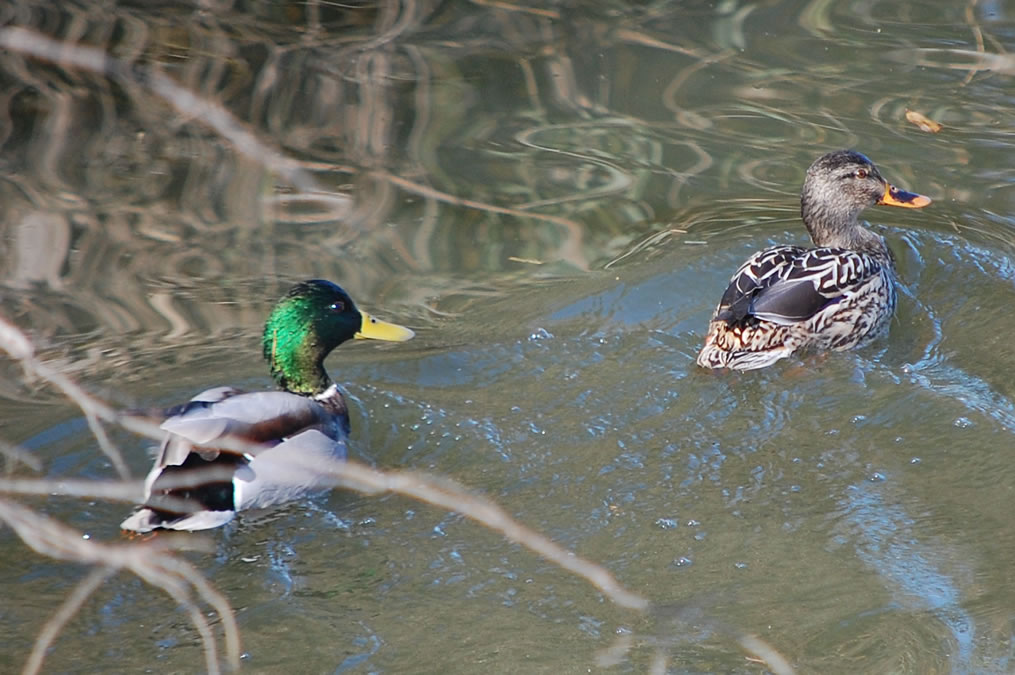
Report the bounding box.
[261,280,414,396]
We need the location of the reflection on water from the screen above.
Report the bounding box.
[833,481,976,670]
[2,0,1015,672]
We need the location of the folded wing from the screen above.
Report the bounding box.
[713,246,881,326]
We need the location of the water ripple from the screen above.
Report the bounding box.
[833,481,976,670]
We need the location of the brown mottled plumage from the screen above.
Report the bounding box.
[697,150,931,371]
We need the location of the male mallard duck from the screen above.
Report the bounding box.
[697,150,931,371]
[121,280,414,532]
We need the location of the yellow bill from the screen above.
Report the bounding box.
[355,311,415,342]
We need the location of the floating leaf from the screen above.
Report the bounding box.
[905,109,942,133]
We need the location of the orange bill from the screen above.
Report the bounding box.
[878,183,932,208]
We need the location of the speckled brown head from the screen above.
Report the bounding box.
[800,150,931,251]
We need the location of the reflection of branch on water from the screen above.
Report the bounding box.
[0,3,732,321]
[0,26,598,271]
[0,305,795,672]
[0,27,320,193]
[597,599,795,675]
[375,170,588,269]
[962,2,986,85]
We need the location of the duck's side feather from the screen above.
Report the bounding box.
[713,245,887,326]
[233,428,347,511]
[161,390,345,447]
[121,387,350,532]
[153,386,244,468]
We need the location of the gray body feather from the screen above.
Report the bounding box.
[121,385,348,532]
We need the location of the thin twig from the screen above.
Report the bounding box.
[0,314,131,479]
[23,567,116,675]
[0,476,215,515]
[331,462,650,610]
[0,441,44,473]
[0,498,238,673]
[156,555,242,667]
[0,477,144,502]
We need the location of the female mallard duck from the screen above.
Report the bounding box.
[121,280,414,532]
[697,150,931,371]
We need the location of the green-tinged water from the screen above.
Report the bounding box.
[2,1,1014,672]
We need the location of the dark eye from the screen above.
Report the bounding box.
[328,301,344,312]
[855,168,868,179]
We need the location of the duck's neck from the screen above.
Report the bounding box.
[801,196,893,263]
[265,330,333,396]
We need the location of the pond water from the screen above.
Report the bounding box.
[1,1,1014,673]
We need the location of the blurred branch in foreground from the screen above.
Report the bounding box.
[0,308,793,674]
[0,310,648,607]
[0,498,237,675]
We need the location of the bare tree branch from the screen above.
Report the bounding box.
[0,441,44,473]
[23,567,116,675]
[0,498,239,673]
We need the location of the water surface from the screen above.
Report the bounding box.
[1,1,1014,672]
